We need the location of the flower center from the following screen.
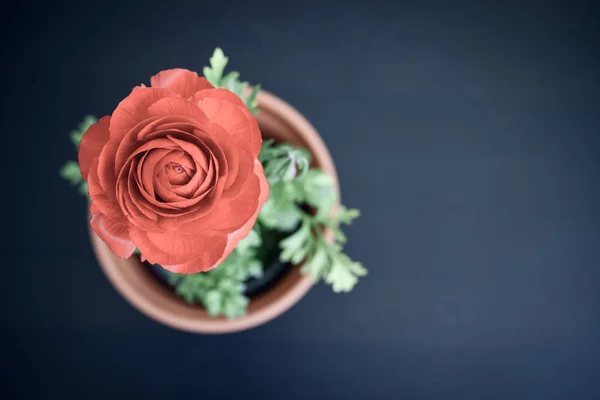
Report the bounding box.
[167,162,185,174]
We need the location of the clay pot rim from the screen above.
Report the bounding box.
[91,89,339,334]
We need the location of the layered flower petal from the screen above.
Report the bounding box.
[129,227,227,271]
[80,68,268,274]
[110,88,177,140]
[150,69,213,98]
[90,212,136,259]
[208,160,270,269]
[196,89,262,156]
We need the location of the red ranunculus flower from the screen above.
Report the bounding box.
[78,69,269,274]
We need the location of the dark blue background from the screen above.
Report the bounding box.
[2,0,600,398]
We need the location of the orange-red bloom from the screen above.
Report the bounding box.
[78,69,268,274]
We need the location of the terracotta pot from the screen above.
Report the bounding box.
[90,90,340,334]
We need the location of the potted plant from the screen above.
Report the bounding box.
[61,48,366,333]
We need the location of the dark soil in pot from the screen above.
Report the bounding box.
[145,228,292,298]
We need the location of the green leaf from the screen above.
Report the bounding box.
[258,139,275,163]
[324,250,368,293]
[224,78,248,100]
[221,71,240,85]
[300,241,329,281]
[218,277,244,293]
[202,48,260,114]
[258,181,303,231]
[296,169,337,214]
[60,160,90,198]
[223,293,249,319]
[247,260,263,279]
[258,198,301,231]
[258,197,302,231]
[162,236,265,319]
[202,47,229,86]
[315,193,337,220]
[236,227,262,254]
[204,290,223,316]
[280,218,313,264]
[78,181,89,196]
[63,115,97,199]
[330,226,347,244]
[60,161,82,185]
[260,143,312,184]
[334,206,361,225]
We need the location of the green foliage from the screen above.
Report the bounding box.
[259,139,312,184]
[60,113,97,198]
[324,250,368,293]
[60,161,82,185]
[277,207,366,293]
[202,48,228,86]
[257,180,303,231]
[165,141,366,318]
[203,48,261,115]
[259,143,367,293]
[166,228,263,319]
[257,139,313,230]
[280,216,314,265]
[60,159,88,197]
[61,160,89,196]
